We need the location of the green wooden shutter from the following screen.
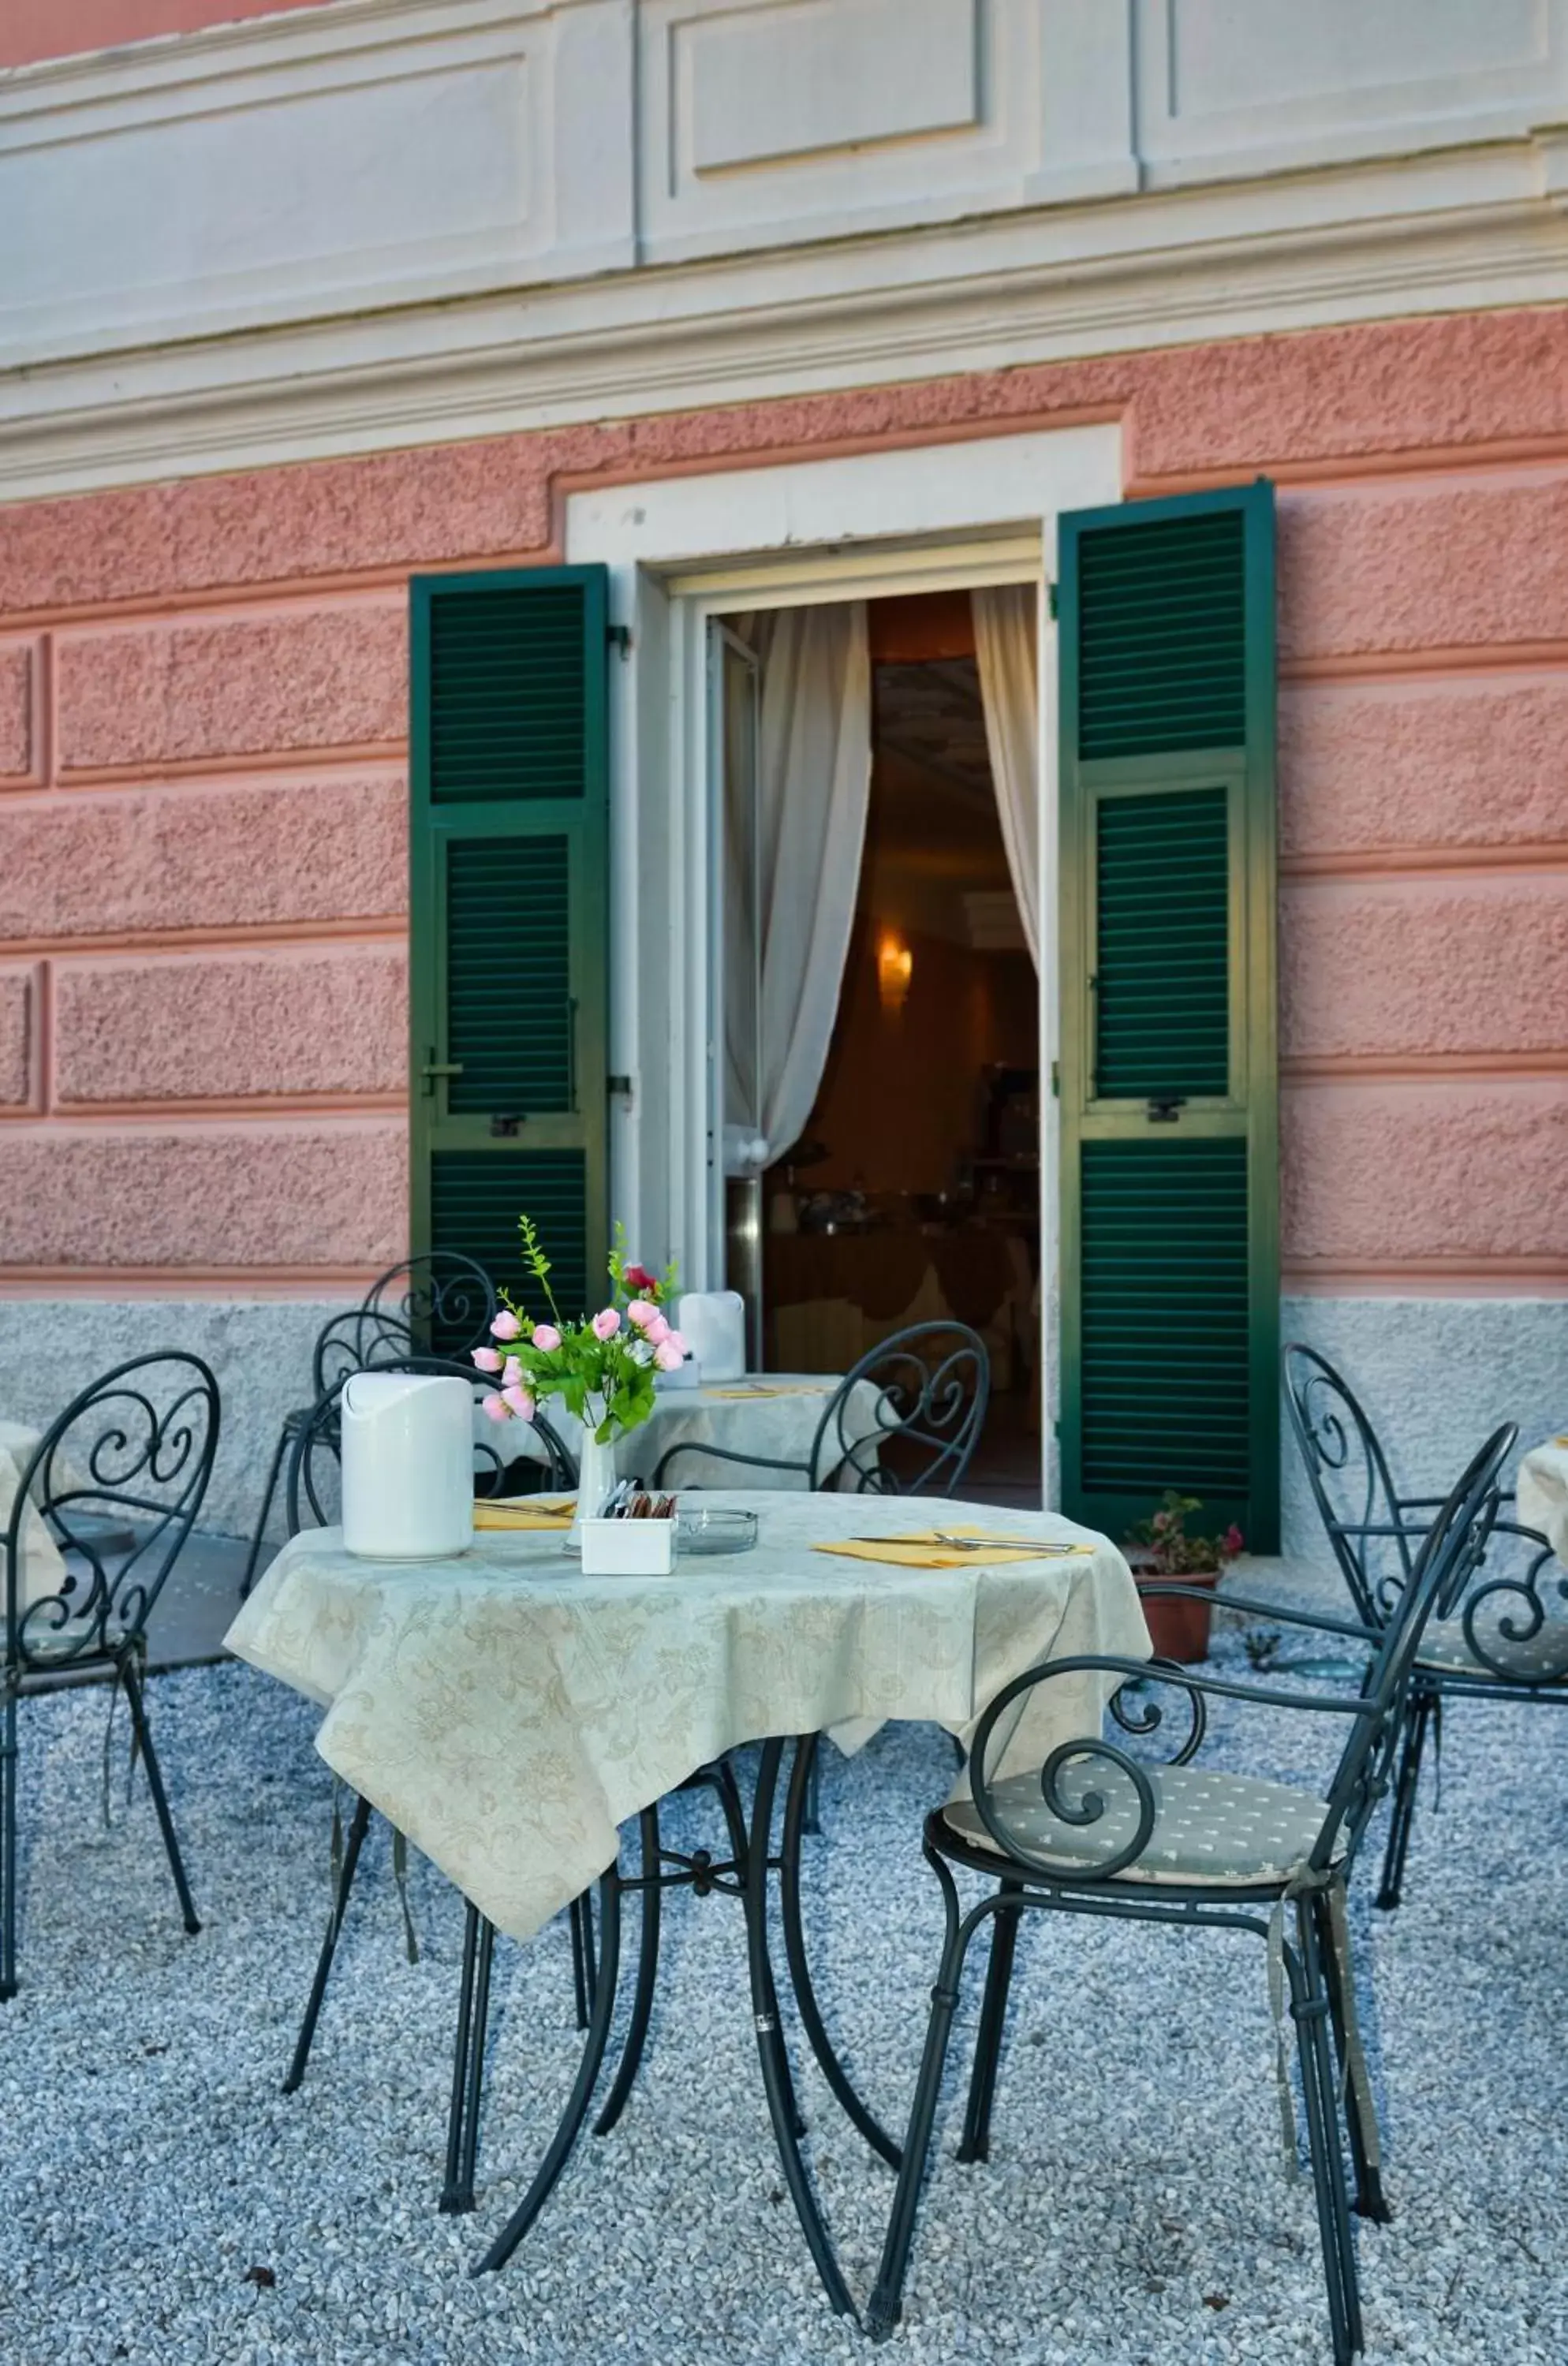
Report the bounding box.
[409,567,610,1338]
[1058,483,1279,1551]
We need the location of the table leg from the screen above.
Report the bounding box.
[780,1734,901,2170]
[745,1739,857,2320]
[472,1868,622,2275]
[592,1805,662,2138]
[282,1790,372,2094]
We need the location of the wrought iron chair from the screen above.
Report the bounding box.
[240,1253,497,1595]
[278,1356,581,2214]
[865,1425,1514,2365]
[2,1352,221,1998]
[1284,1343,1562,1909]
[651,1319,991,1495]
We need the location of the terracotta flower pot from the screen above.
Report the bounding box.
[1133,1568,1219,1663]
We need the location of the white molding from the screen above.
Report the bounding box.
[2,0,1568,499]
[3,132,1568,503]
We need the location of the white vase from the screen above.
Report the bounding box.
[573,1409,620,1540]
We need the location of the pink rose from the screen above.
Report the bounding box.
[666,1330,689,1357]
[591,1308,622,1341]
[644,1312,670,1347]
[480,1394,510,1423]
[490,1310,522,1342]
[502,1384,536,1420]
[653,1339,684,1373]
[472,1347,502,1373]
[502,1357,523,1387]
[626,1297,659,1331]
[531,1323,562,1353]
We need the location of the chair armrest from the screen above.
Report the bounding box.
[987,1651,1379,1720]
[1134,1580,1377,1644]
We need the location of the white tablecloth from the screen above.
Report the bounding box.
[1518,1438,1568,1567]
[618,1375,884,1487]
[226,1493,1148,1944]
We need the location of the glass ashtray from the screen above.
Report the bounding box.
[677,1507,759,1557]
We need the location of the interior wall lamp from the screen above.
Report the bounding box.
[876,931,913,1013]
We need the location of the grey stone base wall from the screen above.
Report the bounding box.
[1279,1296,1566,1555]
[0,1293,1561,1552]
[0,1299,335,1541]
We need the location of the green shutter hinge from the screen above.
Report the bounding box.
[607,1075,633,1097]
[607,623,633,656]
[1050,1059,1059,1098]
[1047,581,1059,621]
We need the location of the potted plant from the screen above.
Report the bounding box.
[472,1215,682,1538]
[1124,1492,1245,1663]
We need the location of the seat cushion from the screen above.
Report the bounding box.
[1419,1617,1568,1684]
[942,1762,1335,1887]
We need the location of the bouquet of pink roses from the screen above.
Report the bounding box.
[472,1214,685,1447]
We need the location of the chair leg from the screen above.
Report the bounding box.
[865,1852,970,2342]
[593,1805,662,2137]
[1289,1901,1365,2366]
[239,1421,291,1599]
[282,1792,373,2092]
[801,1748,823,1838]
[0,1691,17,2002]
[1315,1888,1389,2226]
[568,1893,592,2030]
[1376,1683,1435,1912]
[120,1655,200,1936]
[442,1901,497,2214]
[472,1869,622,2273]
[957,1879,1023,2165]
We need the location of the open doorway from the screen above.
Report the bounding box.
[715,586,1042,1505]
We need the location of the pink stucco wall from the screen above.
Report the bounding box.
[0,2,335,71]
[1,307,1565,1297]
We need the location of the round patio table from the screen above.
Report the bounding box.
[226,1491,1148,2315]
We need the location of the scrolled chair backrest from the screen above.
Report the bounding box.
[3,1352,221,1674]
[1312,1421,1514,1870]
[964,1423,1514,1889]
[310,1254,498,1399]
[283,1355,576,1539]
[812,1320,990,1496]
[1282,1342,1413,1625]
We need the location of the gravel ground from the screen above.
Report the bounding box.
[2,1644,1567,2366]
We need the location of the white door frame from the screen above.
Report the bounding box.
[565,424,1122,1499]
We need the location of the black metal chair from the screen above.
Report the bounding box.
[865,1424,1514,2365]
[2,1352,221,1999]
[239,1252,498,1597]
[1284,1342,1562,1909]
[651,1319,991,1495]
[278,1356,581,2215]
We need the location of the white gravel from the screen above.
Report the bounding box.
[2,1641,1566,2366]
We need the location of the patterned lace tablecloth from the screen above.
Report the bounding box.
[1518,1438,1568,1567]
[226,1492,1148,1944]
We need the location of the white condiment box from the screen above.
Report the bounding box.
[578,1517,676,1577]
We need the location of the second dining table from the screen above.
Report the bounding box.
[226,1489,1150,2316]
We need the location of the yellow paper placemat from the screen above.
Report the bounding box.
[813,1527,1097,1569]
[1552,1435,1568,1449]
[473,1496,575,1532]
[707,1383,831,1400]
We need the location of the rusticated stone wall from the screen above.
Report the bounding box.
[0,305,1565,1528]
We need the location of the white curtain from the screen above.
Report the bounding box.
[972,584,1040,970]
[737,601,872,1167]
